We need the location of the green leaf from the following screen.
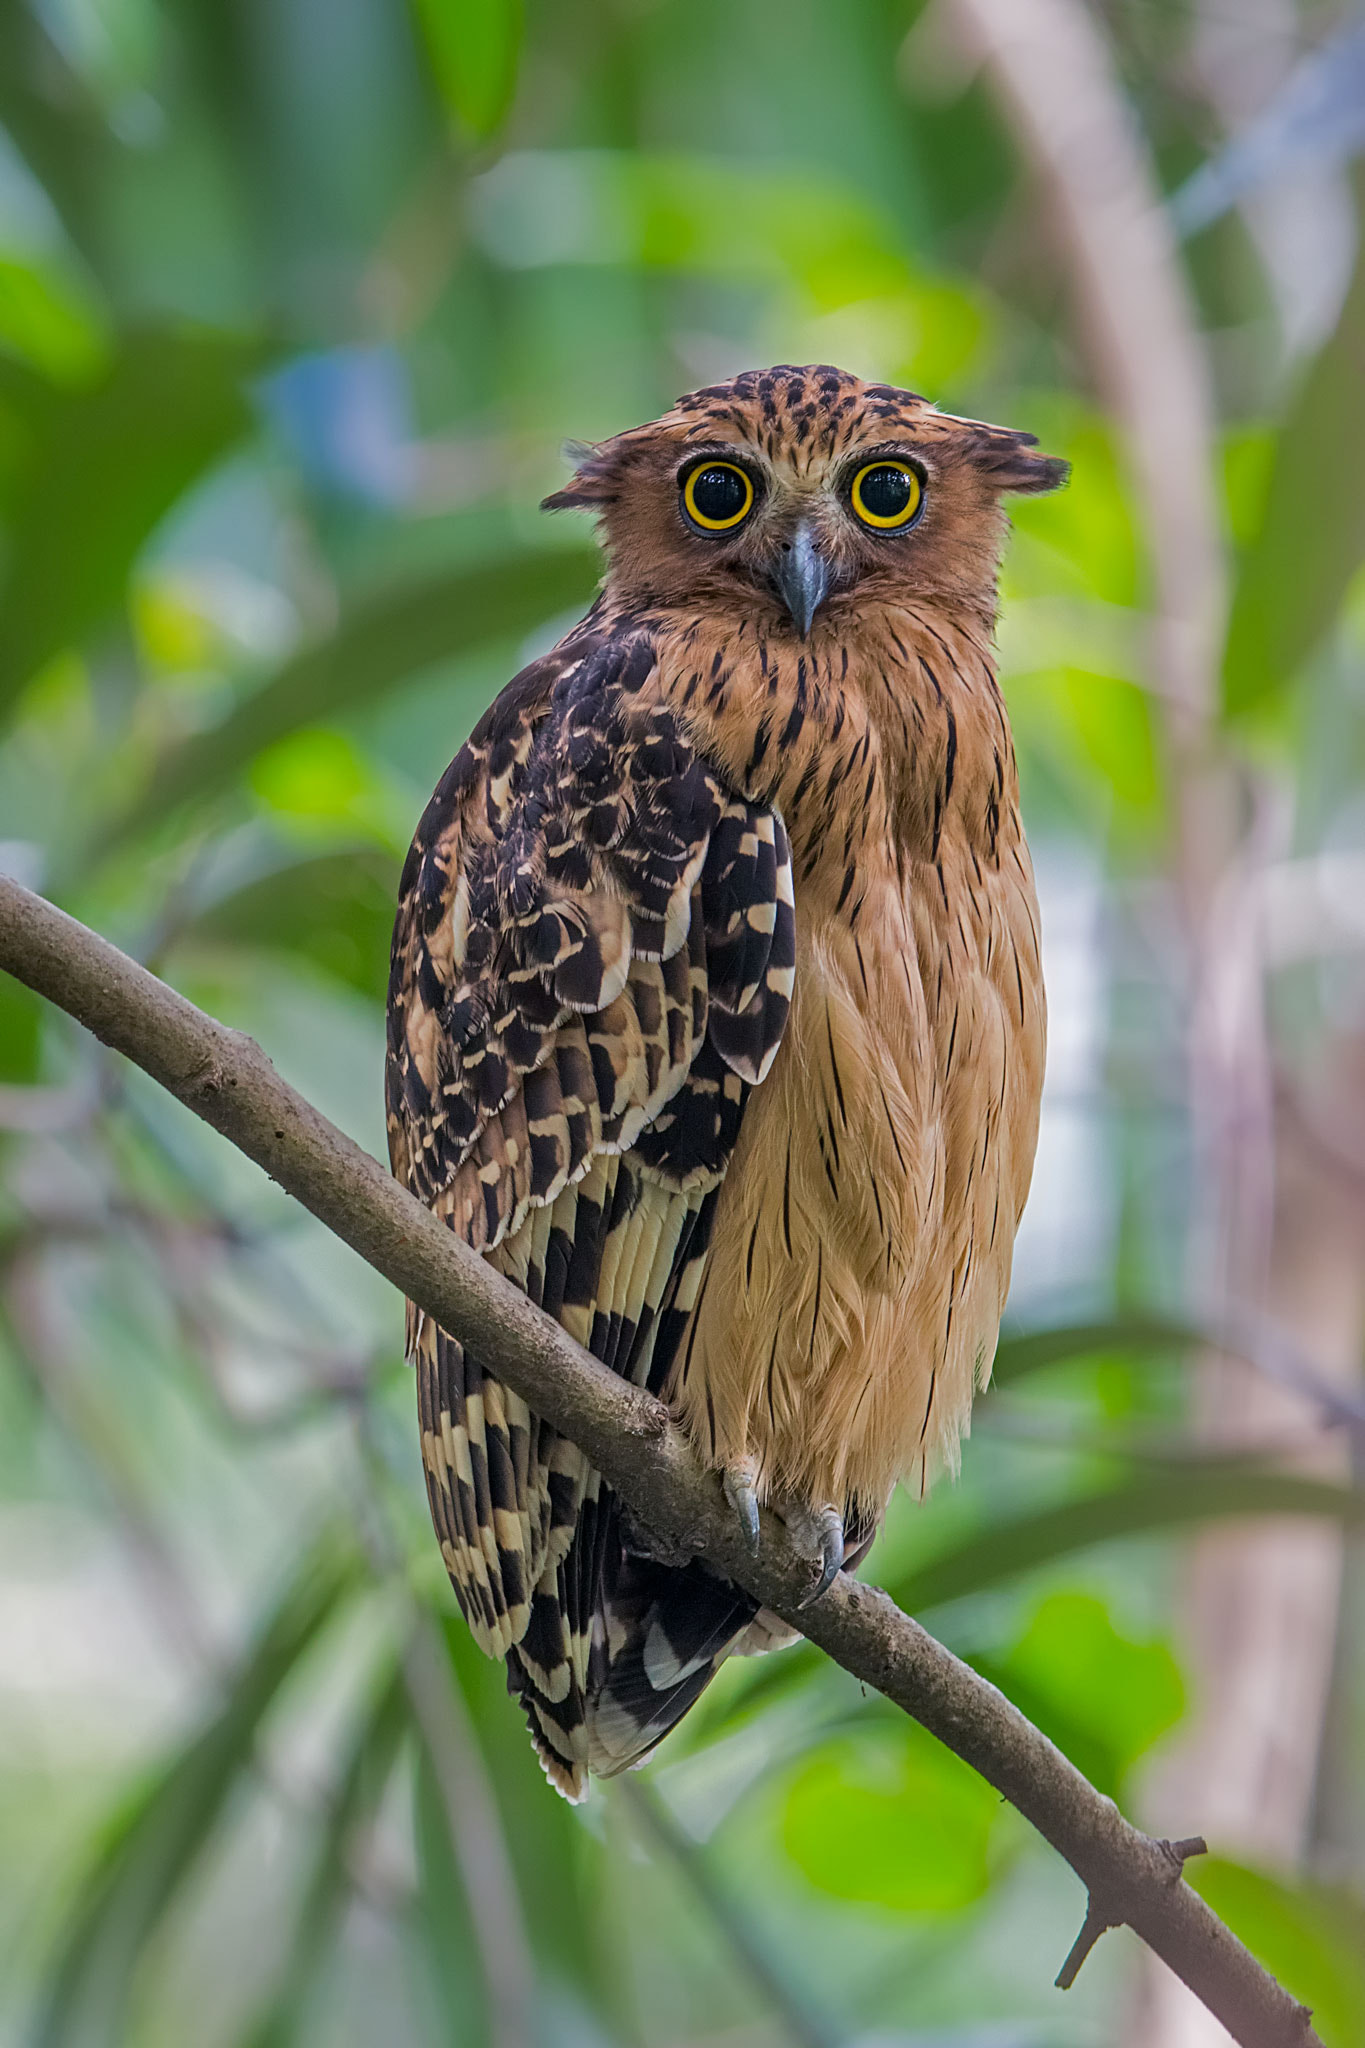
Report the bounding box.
[1006,406,1139,608]
[0,972,43,1084]
[990,1315,1197,1387]
[0,326,259,723]
[1221,423,1277,550]
[974,1591,1183,1800]
[102,542,599,848]
[1192,1861,1365,2048]
[0,10,123,278]
[242,1659,410,2048]
[412,1741,490,2048]
[439,1612,611,2007]
[176,846,400,1000]
[0,255,107,386]
[247,730,390,827]
[1062,668,1160,814]
[1222,179,1365,716]
[36,1536,361,2048]
[892,1463,1365,1616]
[782,1725,1004,1912]
[413,0,524,141]
[0,356,60,518]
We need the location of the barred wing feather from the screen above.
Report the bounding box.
[386,622,795,1794]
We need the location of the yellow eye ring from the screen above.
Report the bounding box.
[850,461,923,530]
[682,460,754,532]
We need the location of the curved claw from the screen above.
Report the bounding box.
[799,1506,845,1607]
[723,1466,761,1554]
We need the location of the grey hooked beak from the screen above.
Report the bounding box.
[773,522,831,638]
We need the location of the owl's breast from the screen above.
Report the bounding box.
[668,808,1045,1521]
[644,602,1045,1519]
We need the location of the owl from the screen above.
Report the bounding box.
[386,364,1066,1797]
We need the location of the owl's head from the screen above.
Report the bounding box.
[544,364,1067,637]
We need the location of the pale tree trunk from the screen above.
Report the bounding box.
[1129,1077,1365,2048]
[1123,0,1364,2031]
[934,6,1359,2042]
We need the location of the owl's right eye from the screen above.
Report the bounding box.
[681,460,754,532]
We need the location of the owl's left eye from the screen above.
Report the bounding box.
[850,461,924,531]
[682,460,754,532]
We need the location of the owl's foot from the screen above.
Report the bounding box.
[779,1501,845,1605]
[722,1461,761,1555]
[720,1470,845,1603]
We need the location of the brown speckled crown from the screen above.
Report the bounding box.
[545,363,1067,505]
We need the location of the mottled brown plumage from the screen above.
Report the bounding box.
[387,364,1065,1796]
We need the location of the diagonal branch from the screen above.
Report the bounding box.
[0,875,1323,2048]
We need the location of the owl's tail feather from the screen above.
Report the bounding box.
[506,1497,786,1794]
[505,1471,620,1801]
[578,1519,873,1780]
[582,1542,759,1779]
[503,1510,872,1795]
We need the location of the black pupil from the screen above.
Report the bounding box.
[861,465,914,518]
[690,465,747,523]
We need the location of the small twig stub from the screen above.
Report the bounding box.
[1055,1899,1117,1991]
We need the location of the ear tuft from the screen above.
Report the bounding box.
[970,427,1070,496]
[541,440,617,512]
[1007,449,1071,495]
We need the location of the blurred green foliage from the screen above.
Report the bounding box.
[1193,1861,1365,2047]
[783,1726,1004,1914]
[0,328,261,715]
[1222,177,1365,719]
[1,2,1364,2046]
[414,0,524,141]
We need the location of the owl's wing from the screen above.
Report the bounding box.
[386,618,795,1793]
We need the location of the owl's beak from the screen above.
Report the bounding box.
[772,522,831,638]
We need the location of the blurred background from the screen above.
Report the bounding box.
[1,0,1364,2043]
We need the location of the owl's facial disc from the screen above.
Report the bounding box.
[544,366,1070,630]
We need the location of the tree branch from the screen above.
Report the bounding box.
[0,875,1323,2048]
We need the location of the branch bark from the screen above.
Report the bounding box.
[0,875,1324,2048]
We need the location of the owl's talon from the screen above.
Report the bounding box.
[779,1502,845,1604]
[806,1507,845,1604]
[723,1465,761,1554]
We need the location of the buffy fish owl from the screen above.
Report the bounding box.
[386,364,1066,1796]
